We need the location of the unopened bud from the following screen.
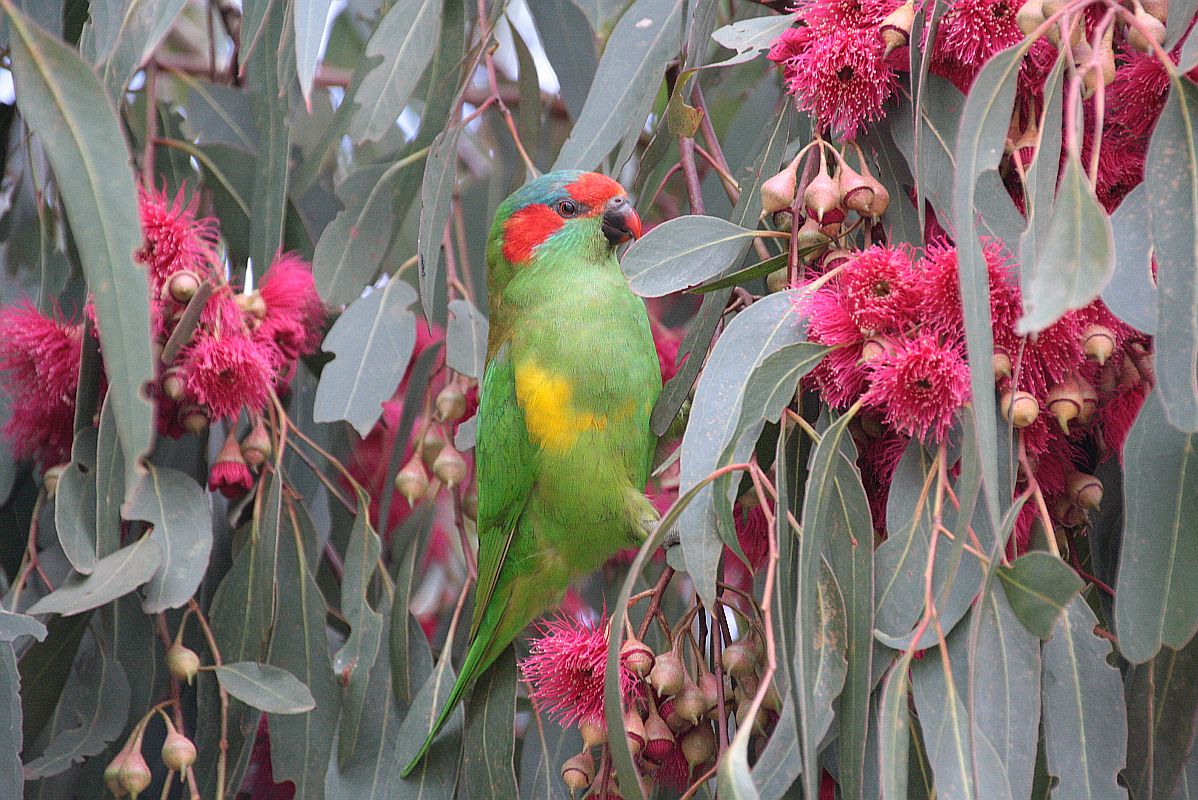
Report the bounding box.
[419,428,445,470]
[761,680,782,712]
[434,385,467,423]
[721,641,758,679]
[795,216,831,261]
[1017,0,1046,34]
[1142,0,1168,24]
[395,455,429,505]
[1082,323,1117,365]
[119,749,152,798]
[766,268,789,294]
[240,419,272,468]
[1069,471,1103,510]
[165,270,201,304]
[580,718,608,748]
[1128,0,1167,51]
[804,169,841,224]
[161,727,197,771]
[837,161,876,216]
[993,351,1012,381]
[860,335,891,363]
[761,158,800,214]
[104,752,126,795]
[43,463,66,498]
[463,489,478,521]
[674,678,708,725]
[880,0,915,56]
[623,707,645,756]
[161,367,186,402]
[1001,390,1040,428]
[167,643,201,684]
[681,723,717,767]
[1046,378,1083,433]
[698,670,722,714]
[180,404,209,435]
[235,290,267,320]
[621,637,655,677]
[649,650,685,697]
[561,751,595,791]
[432,445,467,488]
[642,706,675,763]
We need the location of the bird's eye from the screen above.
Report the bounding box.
[557,200,579,217]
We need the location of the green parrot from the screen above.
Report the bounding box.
[399,170,662,776]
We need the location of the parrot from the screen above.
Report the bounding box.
[399,170,662,776]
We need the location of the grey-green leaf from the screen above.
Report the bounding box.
[127,464,213,613]
[1125,634,1198,800]
[55,428,99,576]
[26,537,162,617]
[1019,153,1115,334]
[622,215,758,297]
[349,0,441,143]
[314,279,418,436]
[295,0,334,105]
[1041,597,1129,800]
[526,0,597,121]
[0,645,19,794]
[1116,389,1198,663]
[1145,73,1198,430]
[8,4,155,497]
[708,12,797,68]
[314,163,404,307]
[553,0,684,171]
[417,123,462,319]
[215,662,317,714]
[879,653,914,800]
[446,298,489,380]
[462,646,518,800]
[997,551,1085,640]
[0,610,46,642]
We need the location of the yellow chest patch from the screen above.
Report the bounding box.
[514,361,610,452]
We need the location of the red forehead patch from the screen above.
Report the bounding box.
[502,204,563,264]
[566,172,624,208]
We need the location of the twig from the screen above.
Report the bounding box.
[188,598,229,800]
[635,567,676,640]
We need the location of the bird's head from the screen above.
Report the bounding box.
[487,170,641,286]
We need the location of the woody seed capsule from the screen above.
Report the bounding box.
[1001,390,1040,428]
[561,751,595,791]
[1082,323,1117,365]
[620,636,656,677]
[1069,471,1104,510]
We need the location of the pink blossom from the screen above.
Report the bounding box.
[180,332,276,421]
[934,0,1022,72]
[838,245,919,333]
[0,303,83,465]
[779,28,899,140]
[798,0,900,35]
[208,459,254,498]
[798,285,871,407]
[257,253,326,358]
[136,186,221,290]
[862,332,971,441]
[520,615,638,727]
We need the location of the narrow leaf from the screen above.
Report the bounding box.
[216,662,317,714]
[417,123,462,319]
[26,537,162,617]
[314,162,405,307]
[349,0,441,143]
[879,654,915,800]
[446,298,489,380]
[1125,634,1198,800]
[295,0,334,105]
[622,215,757,297]
[708,13,797,68]
[55,428,99,575]
[0,645,20,794]
[997,551,1085,640]
[462,646,518,800]
[1104,183,1158,334]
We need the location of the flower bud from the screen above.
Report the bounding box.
[621,636,655,677]
[681,723,717,767]
[766,268,789,294]
[561,751,595,791]
[880,0,915,56]
[43,463,66,499]
[1076,374,1099,425]
[761,680,782,712]
[649,650,686,697]
[772,209,794,232]
[795,216,831,262]
[623,707,645,756]
[180,404,209,435]
[1082,323,1116,365]
[463,489,478,521]
[762,156,800,214]
[167,643,201,684]
[866,174,890,216]
[804,169,841,224]
[235,290,267,321]
[432,444,468,488]
[119,749,153,798]
[580,718,608,748]
[837,161,876,216]
[1128,0,1167,51]
[642,705,675,763]
[161,726,197,771]
[395,455,429,505]
[698,670,722,714]
[165,270,201,304]
[721,640,758,679]
[1142,0,1168,24]
[859,335,892,363]
[104,751,127,796]
[419,428,445,470]
[434,384,467,423]
[161,367,186,402]
[1017,0,1046,34]
[674,678,708,725]
[993,351,1012,381]
[1069,471,1103,510]
[240,419,272,468]
[1046,377,1083,434]
[1001,390,1040,428]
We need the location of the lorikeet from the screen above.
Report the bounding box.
[400,170,661,775]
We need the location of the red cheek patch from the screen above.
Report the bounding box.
[566,172,624,209]
[502,204,564,264]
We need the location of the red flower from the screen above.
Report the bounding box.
[862,332,971,441]
[520,615,638,727]
[257,253,326,359]
[181,332,276,421]
[0,303,83,465]
[797,283,871,407]
[779,28,899,140]
[838,245,919,333]
[136,186,221,290]
[934,0,1022,72]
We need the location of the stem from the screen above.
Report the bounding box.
[635,567,675,640]
[188,598,229,800]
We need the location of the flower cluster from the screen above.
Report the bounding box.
[795,238,1149,547]
[0,186,326,496]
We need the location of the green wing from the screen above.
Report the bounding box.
[470,343,539,641]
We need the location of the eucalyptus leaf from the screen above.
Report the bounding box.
[622,215,758,297]
[0,645,19,795]
[418,123,462,319]
[55,428,98,576]
[315,279,419,436]
[26,537,162,617]
[295,0,335,105]
[526,0,597,121]
[447,298,489,380]
[707,13,797,68]
[1104,183,1158,335]
[127,464,213,613]
[1125,634,1198,800]
[215,662,317,715]
[462,646,518,800]
[997,551,1085,640]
